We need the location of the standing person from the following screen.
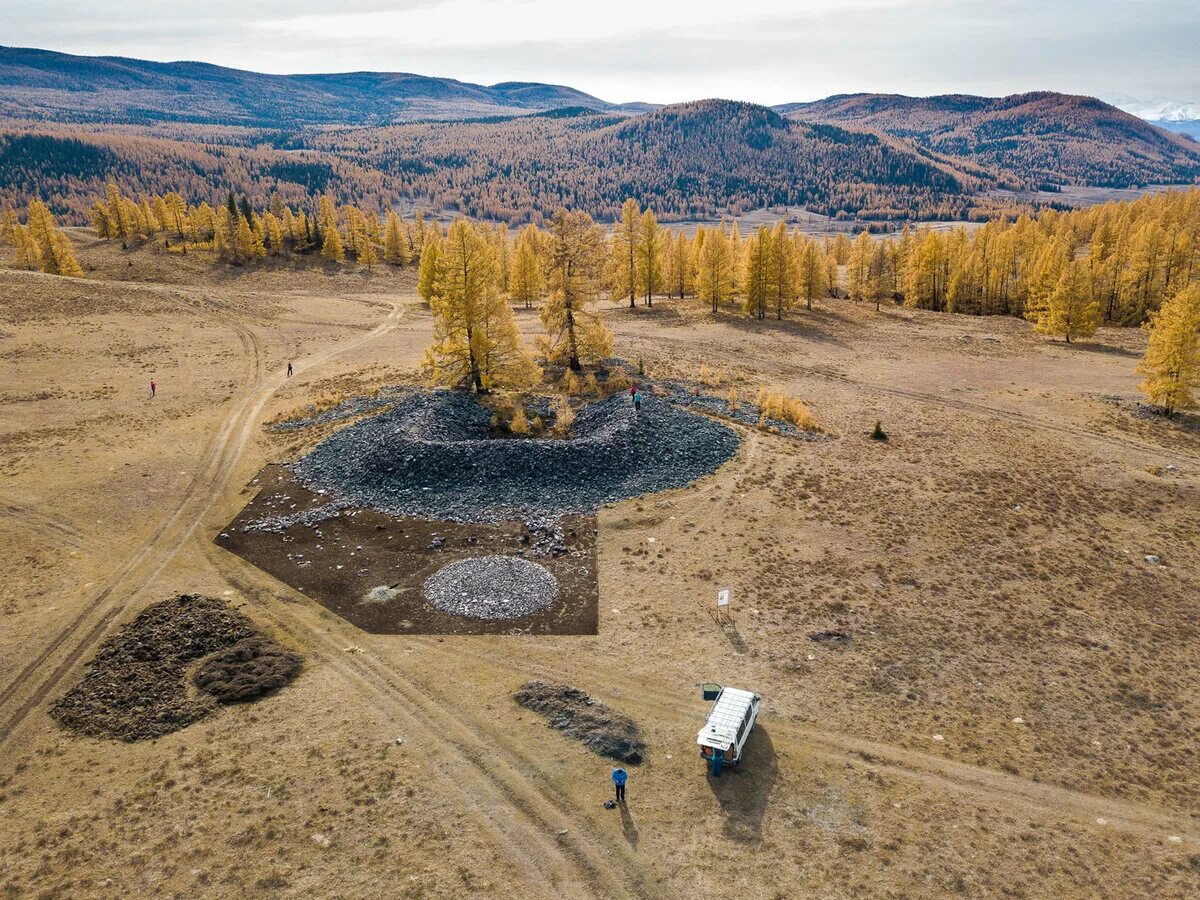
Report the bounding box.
[629,382,637,405]
[287,361,293,377]
[611,766,628,803]
[633,390,641,413]
[149,379,156,398]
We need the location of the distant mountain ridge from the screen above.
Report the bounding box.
[0,45,648,125]
[777,91,1200,188]
[1,46,1198,224]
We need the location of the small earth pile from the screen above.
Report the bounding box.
[292,390,739,523]
[514,680,645,763]
[50,594,302,742]
[423,556,558,619]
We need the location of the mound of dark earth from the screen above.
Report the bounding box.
[292,390,739,523]
[50,594,302,741]
[514,680,645,764]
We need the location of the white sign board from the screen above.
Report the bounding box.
[716,588,731,608]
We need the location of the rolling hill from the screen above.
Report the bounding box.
[0,100,993,224]
[0,45,641,125]
[779,91,1200,188]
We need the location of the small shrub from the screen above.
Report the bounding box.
[636,358,645,376]
[605,372,633,396]
[756,388,821,431]
[531,415,544,432]
[871,420,888,441]
[697,364,724,387]
[561,370,582,395]
[552,395,575,434]
[509,406,530,434]
[728,387,739,411]
[583,373,600,395]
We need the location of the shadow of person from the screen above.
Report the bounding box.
[619,801,639,849]
[706,724,778,844]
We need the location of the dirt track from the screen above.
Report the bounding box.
[1,238,1198,897]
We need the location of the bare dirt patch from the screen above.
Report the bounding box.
[217,466,599,635]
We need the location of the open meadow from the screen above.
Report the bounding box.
[0,232,1198,898]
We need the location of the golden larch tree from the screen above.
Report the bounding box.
[697,226,734,313]
[542,208,611,371]
[1138,283,1200,415]
[1027,261,1101,343]
[508,226,545,309]
[610,198,642,308]
[637,208,663,306]
[424,219,538,392]
[321,224,345,262]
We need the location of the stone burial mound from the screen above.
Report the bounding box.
[423,556,558,620]
[514,680,645,764]
[50,594,302,742]
[292,389,739,524]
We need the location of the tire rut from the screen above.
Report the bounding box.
[0,301,401,746]
[213,555,658,900]
[411,635,1199,844]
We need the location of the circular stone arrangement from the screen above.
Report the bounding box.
[422,556,558,620]
[292,389,739,523]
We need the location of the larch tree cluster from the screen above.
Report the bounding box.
[1,199,83,277]
[87,184,429,270]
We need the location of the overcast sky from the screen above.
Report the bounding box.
[2,0,1197,113]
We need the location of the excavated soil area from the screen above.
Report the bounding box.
[217,467,599,635]
[514,680,646,764]
[50,594,302,742]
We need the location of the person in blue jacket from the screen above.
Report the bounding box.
[611,766,628,803]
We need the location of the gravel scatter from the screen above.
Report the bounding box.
[241,499,351,533]
[292,389,739,523]
[514,680,646,763]
[423,556,557,619]
[50,594,302,742]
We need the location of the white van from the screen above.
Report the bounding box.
[696,686,761,777]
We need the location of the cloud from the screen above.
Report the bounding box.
[2,0,1198,106]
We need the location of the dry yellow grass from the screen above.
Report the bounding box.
[1,237,1199,898]
[756,387,822,431]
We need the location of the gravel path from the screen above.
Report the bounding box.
[423,556,558,619]
[292,390,739,523]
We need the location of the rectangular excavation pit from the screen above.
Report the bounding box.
[217,466,598,635]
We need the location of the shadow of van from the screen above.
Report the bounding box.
[706,723,778,844]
